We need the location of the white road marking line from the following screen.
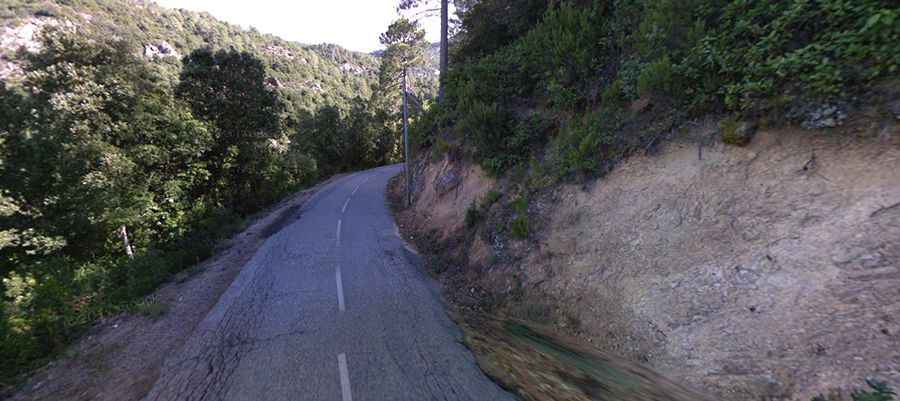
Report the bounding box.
[335,265,346,312]
[341,197,350,213]
[350,176,369,196]
[336,219,342,246]
[337,353,353,401]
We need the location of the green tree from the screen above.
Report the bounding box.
[0,27,212,263]
[176,48,287,214]
[398,0,450,101]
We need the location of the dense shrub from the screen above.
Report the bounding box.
[637,56,678,98]
[441,0,898,179]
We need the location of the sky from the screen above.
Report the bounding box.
[153,0,445,53]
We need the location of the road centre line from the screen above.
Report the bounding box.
[341,197,350,213]
[335,265,346,312]
[351,176,368,196]
[338,353,353,401]
[336,219,342,246]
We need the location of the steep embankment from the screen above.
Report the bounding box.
[397,114,900,400]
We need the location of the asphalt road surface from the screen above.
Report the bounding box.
[142,165,515,401]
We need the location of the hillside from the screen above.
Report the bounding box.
[395,1,900,400]
[1,1,441,114]
[1,0,383,114]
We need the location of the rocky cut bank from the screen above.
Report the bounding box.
[394,102,900,400]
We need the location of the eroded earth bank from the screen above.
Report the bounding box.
[391,116,900,401]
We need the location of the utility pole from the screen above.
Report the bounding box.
[403,69,412,206]
[438,0,448,102]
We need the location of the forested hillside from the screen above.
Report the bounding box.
[0,0,437,388]
[4,0,378,111]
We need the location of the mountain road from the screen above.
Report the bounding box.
[142,164,515,401]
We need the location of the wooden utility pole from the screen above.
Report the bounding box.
[403,69,412,206]
[438,0,448,102]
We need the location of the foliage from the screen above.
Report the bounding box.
[510,217,530,239]
[509,196,530,239]
[484,190,502,207]
[852,380,896,401]
[464,189,503,229]
[436,0,898,181]
[465,201,483,228]
[811,379,896,401]
[176,48,301,215]
[132,298,169,319]
[637,56,677,98]
[0,5,428,382]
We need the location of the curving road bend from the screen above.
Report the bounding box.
[142,165,515,401]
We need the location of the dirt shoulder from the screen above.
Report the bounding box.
[6,176,342,401]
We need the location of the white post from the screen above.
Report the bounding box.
[119,225,135,259]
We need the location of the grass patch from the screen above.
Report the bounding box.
[132,298,169,319]
[510,217,530,239]
[812,379,896,401]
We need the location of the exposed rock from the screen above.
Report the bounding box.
[0,18,61,80]
[263,44,295,60]
[143,41,179,60]
[797,103,849,129]
[0,60,23,81]
[403,123,900,401]
[1,20,47,54]
[339,62,364,75]
[433,166,462,196]
[302,79,324,93]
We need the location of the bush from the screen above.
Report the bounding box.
[637,56,678,98]
[457,100,516,175]
[484,190,502,207]
[509,196,530,239]
[510,217,530,239]
[601,78,628,109]
[465,201,483,228]
[465,190,503,229]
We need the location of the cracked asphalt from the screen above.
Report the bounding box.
[142,165,515,401]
